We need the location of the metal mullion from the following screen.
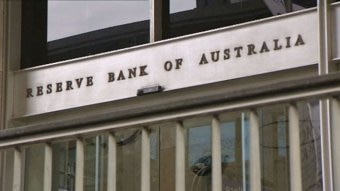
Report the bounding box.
[141,127,151,191]
[43,143,52,191]
[249,110,261,191]
[331,97,340,191]
[150,0,163,42]
[318,0,333,75]
[288,103,302,191]
[12,148,21,191]
[319,99,334,191]
[175,121,185,191]
[107,133,117,191]
[241,113,247,191]
[75,138,85,191]
[212,116,222,191]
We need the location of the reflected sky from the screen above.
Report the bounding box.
[48,0,196,41]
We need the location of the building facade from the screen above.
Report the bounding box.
[0,0,340,191]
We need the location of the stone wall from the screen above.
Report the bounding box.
[0,1,5,191]
[0,0,4,130]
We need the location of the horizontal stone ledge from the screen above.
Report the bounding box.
[1,71,340,142]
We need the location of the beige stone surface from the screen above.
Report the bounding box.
[0,0,3,72]
[0,0,4,130]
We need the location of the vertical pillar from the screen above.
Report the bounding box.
[43,143,52,191]
[175,121,186,191]
[75,138,84,191]
[318,1,334,190]
[318,0,333,75]
[249,110,261,191]
[319,99,333,191]
[212,116,222,191]
[150,0,169,42]
[331,98,340,191]
[12,148,21,191]
[242,113,247,191]
[288,104,302,191]
[150,0,164,42]
[141,127,151,191]
[107,133,117,191]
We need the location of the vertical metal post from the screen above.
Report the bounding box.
[318,1,334,190]
[318,0,333,75]
[331,98,340,191]
[176,121,186,191]
[75,138,84,191]
[288,104,302,191]
[212,116,222,191]
[150,0,163,42]
[107,133,117,191]
[12,148,21,191]
[319,99,333,191]
[95,137,100,191]
[241,113,247,191]
[43,143,52,191]
[141,127,151,191]
[249,110,261,191]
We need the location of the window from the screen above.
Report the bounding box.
[21,0,150,68]
[19,100,326,191]
[20,0,317,68]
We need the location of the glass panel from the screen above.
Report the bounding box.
[116,128,141,191]
[167,0,317,38]
[185,118,212,191]
[47,0,150,63]
[150,127,160,191]
[220,113,246,191]
[257,102,322,191]
[84,136,108,191]
[150,123,176,191]
[258,105,290,191]
[52,141,76,191]
[298,101,322,190]
[48,0,150,41]
[24,144,45,191]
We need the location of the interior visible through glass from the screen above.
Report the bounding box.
[84,136,108,191]
[116,128,142,191]
[51,141,76,191]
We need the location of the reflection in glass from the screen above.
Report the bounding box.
[47,0,150,63]
[116,128,141,191]
[168,0,317,38]
[84,136,108,191]
[298,101,322,190]
[185,119,212,191]
[150,123,177,191]
[150,127,160,191]
[52,141,76,191]
[258,105,290,191]
[168,0,272,38]
[221,115,245,191]
[258,102,322,191]
[48,0,150,41]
